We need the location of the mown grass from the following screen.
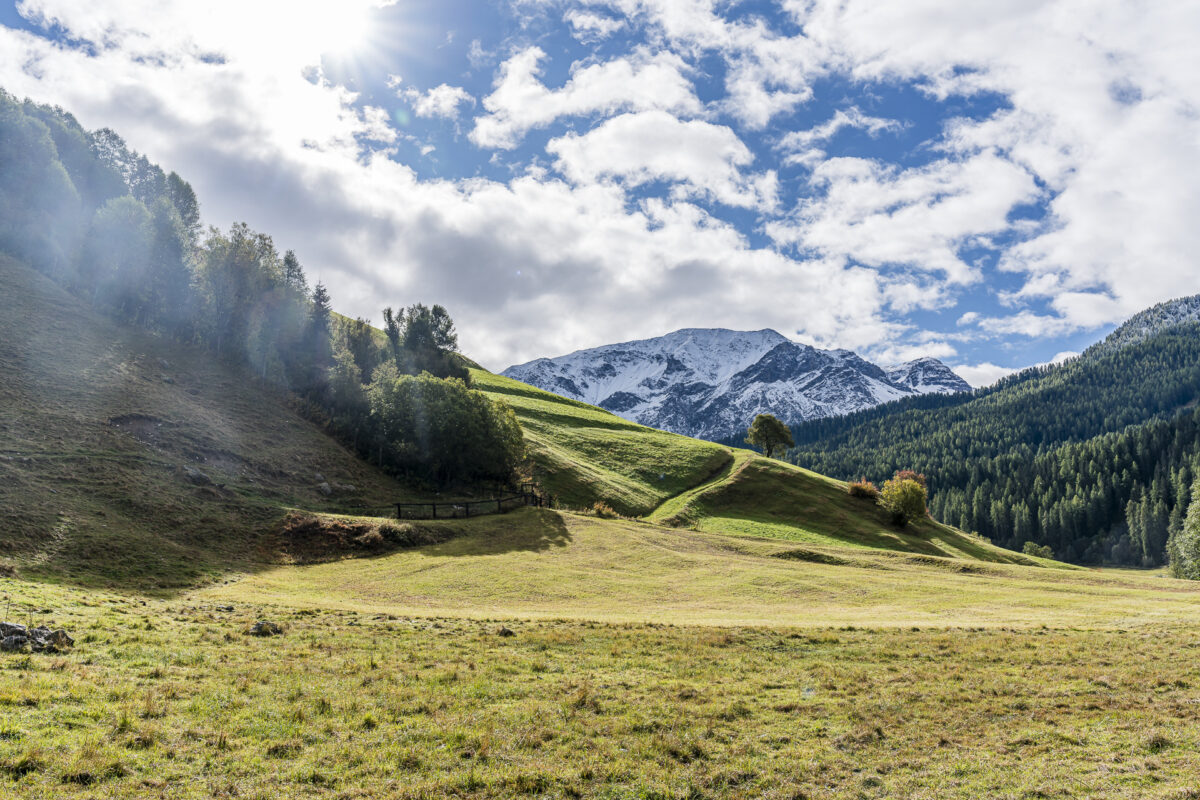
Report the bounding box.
[3,577,1200,799]
[473,370,731,515]
[203,508,1200,629]
[0,256,424,590]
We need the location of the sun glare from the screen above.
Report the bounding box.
[288,0,376,58]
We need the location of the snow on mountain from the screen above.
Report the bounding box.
[885,357,973,395]
[503,328,971,441]
[1084,294,1200,360]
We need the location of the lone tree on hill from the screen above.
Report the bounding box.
[878,471,928,527]
[746,413,794,459]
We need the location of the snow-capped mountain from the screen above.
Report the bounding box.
[502,328,971,441]
[885,357,973,395]
[1084,294,1200,360]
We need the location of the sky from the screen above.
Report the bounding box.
[1,1,1198,386]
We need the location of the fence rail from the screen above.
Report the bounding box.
[394,484,544,520]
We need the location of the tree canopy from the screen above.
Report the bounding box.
[0,89,523,490]
[746,413,794,459]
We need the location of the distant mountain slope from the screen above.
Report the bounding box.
[1083,293,1200,359]
[789,298,1200,567]
[503,328,969,440]
[0,255,422,589]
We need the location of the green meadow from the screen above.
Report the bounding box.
[5,257,1200,797]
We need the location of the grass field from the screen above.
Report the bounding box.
[4,567,1200,799]
[205,508,1192,628]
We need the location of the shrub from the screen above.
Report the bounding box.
[848,479,879,500]
[1022,541,1054,559]
[894,470,927,487]
[878,472,928,527]
[591,502,619,519]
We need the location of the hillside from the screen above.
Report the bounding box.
[502,327,968,440]
[472,368,1033,564]
[790,312,1200,566]
[0,254,424,589]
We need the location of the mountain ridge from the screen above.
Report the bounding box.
[503,328,970,440]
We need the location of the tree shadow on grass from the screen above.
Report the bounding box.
[416,508,572,558]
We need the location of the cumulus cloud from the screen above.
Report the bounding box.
[547,111,777,210]
[470,46,702,149]
[564,9,626,42]
[789,0,1200,335]
[397,82,475,119]
[766,152,1041,284]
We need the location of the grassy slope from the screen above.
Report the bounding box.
[0,255,424,589]
[474,368,1034,565]
[472,369,731,515]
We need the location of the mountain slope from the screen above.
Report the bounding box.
[503,328,969,440]
[790,301,1200,565]
[0,254,423,589]
[1083,293,1200,359]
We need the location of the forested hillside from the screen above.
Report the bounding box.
[790,321,1200,566]
[0,89,522,489]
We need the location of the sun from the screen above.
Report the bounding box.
[288,0,378,59]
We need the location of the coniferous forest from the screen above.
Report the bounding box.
[0,89,523,488]
[789,326,1200,567]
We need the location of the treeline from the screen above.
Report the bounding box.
[0,89,522,487]
[789,326,1200,566]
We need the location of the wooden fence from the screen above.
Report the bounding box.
[394,484,544,520]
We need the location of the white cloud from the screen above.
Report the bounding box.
[6,0,1200,373]
[0,2,901,370]
[778,107,904,167]
[564,9,626,42]
[950,362,1016,389]
[546,111,777,210]
[470,46,702,149]
[789,0,1200,335]
[766,152,1041,284]
[400,83,475,119]
[952,350,1078,389]
[582,0,826,128]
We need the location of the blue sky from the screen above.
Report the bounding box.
[2,1,1198,384]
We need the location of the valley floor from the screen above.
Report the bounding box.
[4,513,1200,799]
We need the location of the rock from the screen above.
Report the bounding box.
[497,626,515,637]
[334,483,357,493]
[247,620,283,637]
[313,473,325,483]
[215,605,234,613]
[162,376,175,385]
[0,625,71,653]
[159,359,171,369]
[0,622,26,637]
[1,635,28,652]
[184,467,212,486]
[317,482,332,496]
